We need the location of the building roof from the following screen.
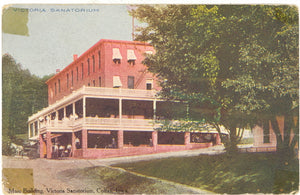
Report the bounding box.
[46,39,152,84]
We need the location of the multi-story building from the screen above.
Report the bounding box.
[28,39,221,159]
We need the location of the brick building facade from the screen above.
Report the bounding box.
[28,39,221,159]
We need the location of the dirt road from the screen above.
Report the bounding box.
[3,145,224,194]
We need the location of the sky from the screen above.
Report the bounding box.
[2,2,299,77]
[2,4,134,77]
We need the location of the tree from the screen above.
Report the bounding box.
[131,5,298,156]
[2,54,51,153]
[223,6,299,160]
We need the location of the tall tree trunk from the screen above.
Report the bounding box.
[213,123,239,154]
[270,113,298,162]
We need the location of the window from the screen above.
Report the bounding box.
[71,70,73,86]
[92,55,95,72]
[263,121,270,143]
[146,79,153,90]
[127,49,137,65]
[67,73,69,88]
[58,79,61,92]
[54,83,57,95]
[128,76,134,89]
[93,80,95,86]
[99,76,101,87]
[112,48,122,64]
[87,58,90,75]
[76,67,78,81]
[113,76,122,88]
[98,51,101,69]
[81,63,84,79]
[146,83,152,90]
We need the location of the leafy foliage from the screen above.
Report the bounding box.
[2,54,51,154]
[131,5,298,155]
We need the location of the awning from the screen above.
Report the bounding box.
[146,78,153,84]
[112,48,122,59]
[127,49,137,60]
[145,51,153,55]
[113,76,122,87]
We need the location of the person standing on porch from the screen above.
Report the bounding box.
[53,143,58,159]
[67,144,72,157]
[112,138,116,148]
[75,137,80,149]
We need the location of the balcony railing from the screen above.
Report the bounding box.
[81,86,158,99]
[38,117,161,134]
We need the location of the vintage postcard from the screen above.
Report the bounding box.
[2,3,299,194]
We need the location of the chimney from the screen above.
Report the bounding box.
[56,69,60,74]
[73,54,78,61]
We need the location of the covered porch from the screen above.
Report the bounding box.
[40,129,220,159]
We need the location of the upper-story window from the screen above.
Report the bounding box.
[128,76,134,89]
[71,70,74,86]
[87,58,90,75]
[81,63,84,79]
[112,48,122,64]
[146,79,153,90]
[76,67,78,81]
[92,55,95,72]
[113,76,122,88]
[58,79,61,92]
[99,76,101,87]
[98,51,101,69]
[55,82,57,95]
[67,73,69,88]
[127,49,137,65]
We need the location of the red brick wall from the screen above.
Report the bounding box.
[73,143,212,159]
[47,40,160,105]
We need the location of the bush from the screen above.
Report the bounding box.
[2,136,14,156]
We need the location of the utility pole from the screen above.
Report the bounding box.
[132,14,134,41]
[127,5,136,41]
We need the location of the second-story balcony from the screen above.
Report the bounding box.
[39,117,162,134]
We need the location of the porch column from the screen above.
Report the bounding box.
[37,120,39,135]
[28,123,31,138]
[39,134,45,158]
[118,130,123,149]
[153,99,157,120]
[216,133,221,145]
[119,98,122,125]
[71,132,76,157]
[152,131,158,151]
[72,102,76,116]
[82,129,88,152]
[33,122,36,137]
[83,97,86,122]
[184,132,191,149]
[64,107,66,118]
[46,131,52,159]
[55,111,58,122]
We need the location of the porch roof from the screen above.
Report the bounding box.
[28,86,161,123]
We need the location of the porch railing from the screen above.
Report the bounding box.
[39,117,161,132]
[82,86,158,99]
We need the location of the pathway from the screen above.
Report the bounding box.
[3,145,225,194]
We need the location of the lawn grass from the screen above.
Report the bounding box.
[58,166,203,194]
[113,153,299,194]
